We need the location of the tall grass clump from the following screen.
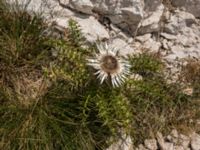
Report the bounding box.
[127,52,199,144]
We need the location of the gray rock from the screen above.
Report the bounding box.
[8,0,110,43]
[144,139,158,150]
[157,132,174,150]
[171,129,179,138]
[156,132,165,149]
[166,135,173,142]
[142,38,161,52]
[174,146,184,150]
[106,134,133,150]
[139,2,164,34]
[177,26,200,47]
[170,129,179,143]
[160,33,177,40]
[109,24,134,43]
[179,134,190,149]
[138,144,148,150]
[162,39,170,50]
[135,34,152,43]
[191,133,200,150]
[52,15,110,43]
[75,16,109,43]
[134,33,162,53]
[164,10,196,34]
[7,0,64,19]
[68,0,94,14]
[109,38,134,56]
[91,0,144,33]
[171,0,200,18]
[164,142,174,150]
[62,0,168,35]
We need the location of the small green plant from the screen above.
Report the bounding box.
[128,50,164,78]
[67,19,85,46]
[126,53,199,144]
[124,76,193,144]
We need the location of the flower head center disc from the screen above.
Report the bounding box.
[101,55,119,73]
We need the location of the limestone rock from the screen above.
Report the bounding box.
[160,33,177,40]
[191,133,200,150]
[137,37,161,53]
[164,10,196,34]
[156,132,165,149]
[144,139,158,150]
[174,146,184,150]
[171,0,200,18]
[68,0,94,14]
[62,0,168,35]
[157,132,174,150]
[162,39,170,50]
[170,129,179,143]
[7,0,63,19]
[51,16,110,43]
[63,0,144,34]
[135,34,152,43]
[179,134,190,149]
[109,24,134,42]
[139,2,164,34]
[75,16,109,43]
[106,135,133,150]
[109,38,134,56]
[163,142,174,150]
[138,144,148,150]
[94,0,144,34]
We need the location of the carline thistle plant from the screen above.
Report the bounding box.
[87,42,130,87]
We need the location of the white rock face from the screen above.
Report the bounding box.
[138,144,148,150]
[157,132,174,150]
[191,133,200,150]
[62,0,144,31]
[7,0,110,42]
[144,139,158,150]
[135,131,200,150]
[62,0,166,35]
[174,146,184,150]
[106,134,133,150]
[75,16,110,43]
[68,0,94,14]
[83,0,145,34]
[109,38,134,56]
[7,0,61,18]
[139,0,164,34]
[179,134,190,149]
[135,34,161,53]
[164,10,196,34]
[172,0,200,18]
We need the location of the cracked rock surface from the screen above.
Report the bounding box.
[134,130,200,150]
[6,0,200,65]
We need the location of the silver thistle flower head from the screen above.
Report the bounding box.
[87,42,130,87]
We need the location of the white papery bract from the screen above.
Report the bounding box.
[87,42,130,87]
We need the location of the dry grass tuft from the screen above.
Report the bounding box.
[180,58,200,97]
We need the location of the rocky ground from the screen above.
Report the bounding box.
[107,130,200,150]
[9,0,200,79]
[6,0,200,149]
